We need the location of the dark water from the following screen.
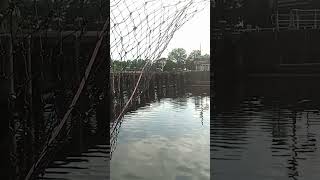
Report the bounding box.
[212,77,320,180]
[39,144,108,180]
[111,95,210,180]
[38,115,109,180]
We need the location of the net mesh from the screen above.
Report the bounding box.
[111,0,208,63]
[110,0,209,158]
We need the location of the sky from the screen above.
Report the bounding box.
[161,3,210,58]
[110,0,210,61]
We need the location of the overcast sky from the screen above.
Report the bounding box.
[111,0,210,61]
[161,4,210,58]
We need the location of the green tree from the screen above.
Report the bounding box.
[202,54,210,58]
[185,59,195,70]
[163,59,177,72]
[128,59,147,70]
[153,58,166,71]
[187,50,201,60]
[186,50,202,70]
[168,48,187,70]
[112,60,130,72]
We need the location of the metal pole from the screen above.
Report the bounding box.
[290,10,294,29]
[296,10,299,30]
[276,10,279,31]
[315,10,317,29]
[274,0,279,31]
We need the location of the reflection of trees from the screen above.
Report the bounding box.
[193,96,201,110]
[193,96,209,125]
[170,97,188,109]
[198,97,204,125]
[111,93,210,159]
[192,96,210,111]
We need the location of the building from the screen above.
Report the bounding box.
[194,57,210,71]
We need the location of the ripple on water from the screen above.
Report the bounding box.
[38,144,108,180]
[212,97,320,180]
[111,96,210,180]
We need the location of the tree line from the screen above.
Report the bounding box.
[112,48,210,72]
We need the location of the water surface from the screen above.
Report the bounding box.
[38,114,109,180]
[111,96,210,180]
[212,77,320,180]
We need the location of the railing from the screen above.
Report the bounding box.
[274,9,320,30]
[212,9,320,39]
[212,27,282,39]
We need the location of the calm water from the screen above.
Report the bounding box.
[111,96,210,180]
[212,77,320,180]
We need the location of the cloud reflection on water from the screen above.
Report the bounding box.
[111,96,210,180]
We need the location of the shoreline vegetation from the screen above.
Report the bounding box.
[112,48,210,72]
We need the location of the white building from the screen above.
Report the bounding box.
[194,57,210,71]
